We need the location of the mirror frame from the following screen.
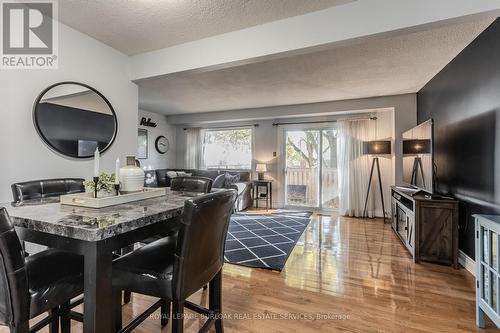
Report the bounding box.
[32,81,118,159]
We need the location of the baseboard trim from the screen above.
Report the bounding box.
[459,250,476,277]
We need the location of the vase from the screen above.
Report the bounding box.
[119,156,144,193]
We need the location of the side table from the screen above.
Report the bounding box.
[252,180,273,209]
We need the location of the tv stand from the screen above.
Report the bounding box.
[391,186,459,268]
[409,189,428,197]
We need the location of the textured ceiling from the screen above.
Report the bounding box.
[138,18,494,115]
[58,0,352,55]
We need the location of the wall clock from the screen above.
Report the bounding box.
[155,136,169,154]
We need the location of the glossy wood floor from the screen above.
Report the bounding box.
[3,213,498,332]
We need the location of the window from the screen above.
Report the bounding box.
[203,128,252,169]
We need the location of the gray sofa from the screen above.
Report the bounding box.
[153,168,253,211]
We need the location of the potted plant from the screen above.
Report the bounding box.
[84,172,116,198]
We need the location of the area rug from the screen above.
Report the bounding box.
[224,210,312,271]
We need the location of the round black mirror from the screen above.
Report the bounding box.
[33,82,118,158]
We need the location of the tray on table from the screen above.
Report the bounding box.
[60,188,167,208]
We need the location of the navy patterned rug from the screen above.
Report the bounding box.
[224,210,312,271]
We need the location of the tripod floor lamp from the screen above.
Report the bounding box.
[363,140,392,223]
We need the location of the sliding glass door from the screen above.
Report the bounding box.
[284,128,338,210]
[284,130,319,207]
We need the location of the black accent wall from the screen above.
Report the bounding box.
[418,19,500,259]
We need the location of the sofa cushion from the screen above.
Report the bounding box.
[192,169,220,180]
[212,174,226,188]
[225,181,253,211]
[155,169,169,187]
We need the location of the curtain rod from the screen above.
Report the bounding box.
[183,124,259,131]
[272,116,377,127]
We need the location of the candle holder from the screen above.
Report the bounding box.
[114,184,120,196]
[93,176,99,199]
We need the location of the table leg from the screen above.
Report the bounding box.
[266,184,269,210]
[255,185,259,209]
[83,241,113,333]
[269,183,272,210]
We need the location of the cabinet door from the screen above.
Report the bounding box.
[392,198,398,230]
[419,204,453,264]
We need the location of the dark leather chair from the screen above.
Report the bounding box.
[122,175,214,305]
[11,179,85,257]
[0,208,83,333]
[139,176,213,247]
[170,176,213,193]
[11,178,85,203]
[112,189,237,333]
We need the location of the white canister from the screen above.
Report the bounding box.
[119,156,144,193]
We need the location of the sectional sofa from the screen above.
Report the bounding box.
[152,169,253,211]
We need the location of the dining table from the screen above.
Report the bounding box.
[2,189,200,333]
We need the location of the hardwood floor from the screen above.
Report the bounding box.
[2,213,497,332]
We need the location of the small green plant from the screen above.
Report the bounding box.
[84,172,116,193]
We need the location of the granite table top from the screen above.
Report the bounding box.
[1,189,202,242]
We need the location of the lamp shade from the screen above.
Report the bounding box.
[403,139,431,155]
[364,140,391,155]
[256,163,267,172]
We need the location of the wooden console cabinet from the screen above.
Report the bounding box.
[391,186,459,269]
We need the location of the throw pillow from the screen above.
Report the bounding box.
[144,170,158,186]
[166,171,178,178]
[223,173,240,188]
[212,174,226,188]
[177,172,192,177]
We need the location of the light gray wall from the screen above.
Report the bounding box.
[170,94,417,213]
[0,23,138,203]
[138,110,177,169]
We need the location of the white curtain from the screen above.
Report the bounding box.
[337,119,375,217]
[185,128,205,169]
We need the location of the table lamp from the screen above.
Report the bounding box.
[362,140,391,223]
[256,164,267,180]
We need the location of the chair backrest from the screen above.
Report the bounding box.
[170,176,213,193]
[11,178,85,203]
[0,208,29,328]
[173,189,237,300]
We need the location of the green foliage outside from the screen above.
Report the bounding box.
[286,130,337,169]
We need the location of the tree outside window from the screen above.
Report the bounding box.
[203,128,252,169]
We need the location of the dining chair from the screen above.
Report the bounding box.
[112,189,237,333]
[122,176,214,304]
[138,176,213,247]
[170,176,213,193]
[11,177,133,311]
[11,178,85,256]
[0,208,84,333]
[137,176,213,248]
[11,179,85,203]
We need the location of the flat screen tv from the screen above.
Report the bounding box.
[402,119,434,193]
